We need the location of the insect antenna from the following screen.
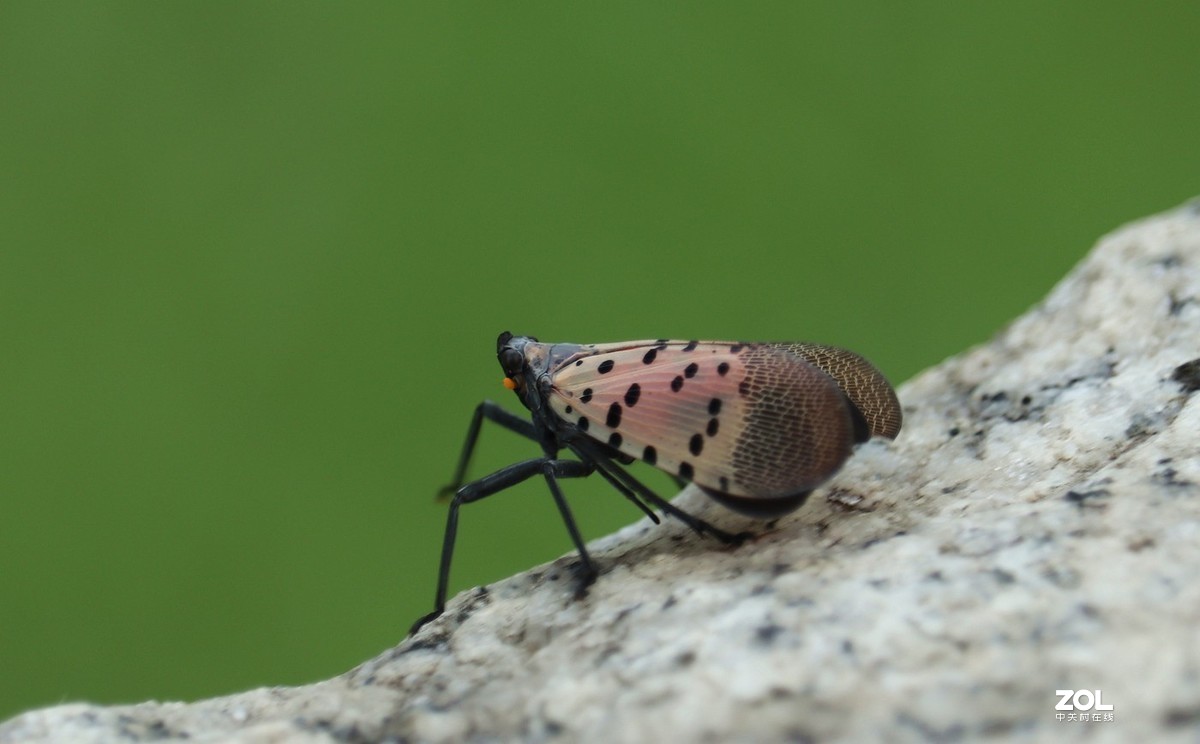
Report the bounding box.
[570,437,750,546]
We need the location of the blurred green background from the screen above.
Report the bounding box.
[2,2,1198,720]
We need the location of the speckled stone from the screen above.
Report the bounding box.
[4,200,1200,743]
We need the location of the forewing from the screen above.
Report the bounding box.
[546,341,859,501]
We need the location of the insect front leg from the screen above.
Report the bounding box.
[410,457,593,635]
[438,401,539,499]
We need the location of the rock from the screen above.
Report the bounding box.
[4,200,1200,743]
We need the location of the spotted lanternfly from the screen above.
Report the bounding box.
[410,332,902,633]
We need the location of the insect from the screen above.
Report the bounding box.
[410,332,902,633]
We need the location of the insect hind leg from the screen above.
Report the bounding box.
[582,453,662,525]
[574,439,753,546]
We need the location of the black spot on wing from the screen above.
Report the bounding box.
[643,446,657,465]
[607,402,622,428]
[707,418,719,436]
[624,383,641,407]
[643,348,658,365]
[577,417,589,432]
[671,376,684,392]
[708,398,722,415]
[608,432,622,448]
[598,359,615,374]
[581,388,593,404]
[679,462,694,480]
[689,434,704,456]
[717,362,730,376]
[683,340,698,352]
[684,363,698,379]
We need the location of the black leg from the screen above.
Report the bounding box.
[573,438,751,545]
[589,461,661,524]
[541,461,598,595]
[410,457,592,635]
[438,401,538,499]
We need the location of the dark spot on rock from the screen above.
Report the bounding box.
[1127,536,1156,552]
[1173,358,1200,392]
[1154,465,1193,488]
[1126,412,1164,439]
[1065,488,1110,508]
[1165,706,1200,728]
[755,624,784,646]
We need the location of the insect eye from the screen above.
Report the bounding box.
[499,348,524,378]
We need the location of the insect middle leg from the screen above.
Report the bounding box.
[438,401,539,499]
[411,457,593,635]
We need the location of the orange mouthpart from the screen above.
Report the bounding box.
[502,377,518,390]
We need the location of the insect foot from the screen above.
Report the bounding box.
[569,559,599,601]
